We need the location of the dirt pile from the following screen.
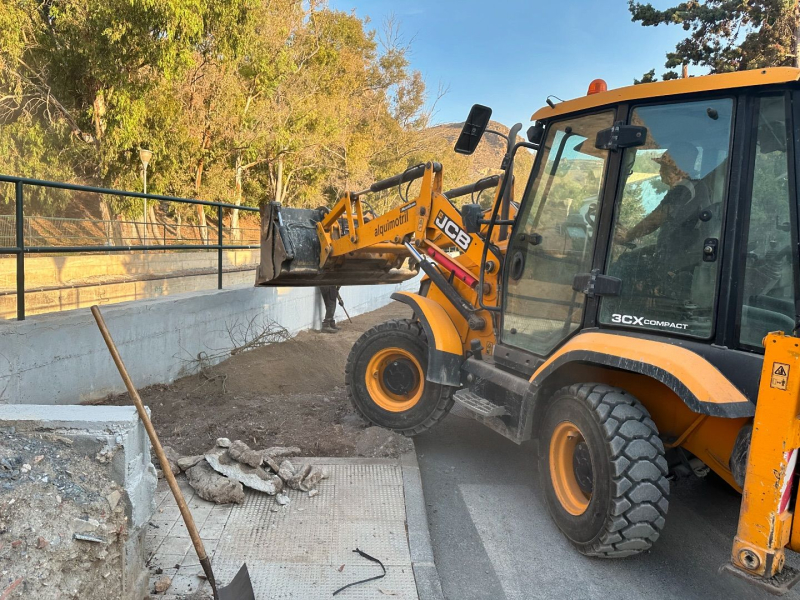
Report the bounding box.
[0,427,130,600]
[102,302,415,459]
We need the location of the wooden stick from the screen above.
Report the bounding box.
[90,306,219,598]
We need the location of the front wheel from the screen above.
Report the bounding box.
[539,383,669,557]
[345,319,455,436]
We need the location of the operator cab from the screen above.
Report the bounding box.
[486,71,799,394]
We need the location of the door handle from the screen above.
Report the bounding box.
[702,238,719,262]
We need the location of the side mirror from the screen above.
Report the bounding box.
[461,203,484,234]
[595,122,647,151]
[455,104,492,155]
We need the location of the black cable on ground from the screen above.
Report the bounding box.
[332,548,386,596]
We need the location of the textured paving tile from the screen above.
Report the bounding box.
[147,460,416,599]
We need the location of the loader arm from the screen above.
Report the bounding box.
[258,162,510,355]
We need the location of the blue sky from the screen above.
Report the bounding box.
[329,0,693,128]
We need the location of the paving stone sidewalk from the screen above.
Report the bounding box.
[146,456,437,599]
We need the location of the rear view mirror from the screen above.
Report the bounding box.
[455,104,492,155]
[461,203,484,234]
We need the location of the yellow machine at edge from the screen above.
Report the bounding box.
[259,67,800,594]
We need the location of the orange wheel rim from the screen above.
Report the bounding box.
[549,421,592,516]
[365,347,424,413]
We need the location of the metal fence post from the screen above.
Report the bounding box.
[15,181,24,320]
[217,205,223,290]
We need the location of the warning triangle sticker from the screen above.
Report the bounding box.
[775,365,788,376]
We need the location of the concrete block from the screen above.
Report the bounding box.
[0,403,157,599]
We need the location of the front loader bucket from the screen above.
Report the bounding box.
[256,202,418,287]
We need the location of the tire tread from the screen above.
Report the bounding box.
[553,383,669,558]
[344,318,455,436]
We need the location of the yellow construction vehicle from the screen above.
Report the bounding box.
[258,67,800,594]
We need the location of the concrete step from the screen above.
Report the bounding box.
[453,389,507,417]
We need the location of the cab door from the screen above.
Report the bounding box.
[502,110,616,356]
[599,98,735,339]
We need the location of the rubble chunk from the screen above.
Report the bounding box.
[227,440,264,468]
[176,455,204,472]
[72,517,100,535]
[154,575,173,593]
[186,461,244,504]
[277,460,295,482]
[216,438,232,448]
[205,449,281,494]
[106,490,122,510]
[299,466,325,492]
[161,446,181,475]
[263,455,280,473]
[262,446,301,460]
[288,464,312,490]
[275,493,290,506]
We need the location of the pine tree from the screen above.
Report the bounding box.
[629,0,800,81]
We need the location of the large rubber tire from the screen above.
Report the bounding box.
[345,319,455,436]
[539,383,669,557]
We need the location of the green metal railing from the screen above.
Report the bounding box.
[0,175,260,320]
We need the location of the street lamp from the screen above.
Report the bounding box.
[139,148,152,247]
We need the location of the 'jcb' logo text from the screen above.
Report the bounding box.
[434,211,470,251]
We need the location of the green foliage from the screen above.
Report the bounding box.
[0,0,490,222]
[629,0,800,80]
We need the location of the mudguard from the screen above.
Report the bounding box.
[529,332,755,418]
[391,291,463,386]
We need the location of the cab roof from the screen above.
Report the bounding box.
[531,67,800,122]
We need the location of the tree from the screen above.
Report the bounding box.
[629,0,800,80]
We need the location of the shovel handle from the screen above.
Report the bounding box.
[90,306,218,594]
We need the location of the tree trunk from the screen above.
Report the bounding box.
[98,198,120,246]
[232,152,243,242]
[149,205,160,245]
[274,157,284,205]
[194,157,209,244]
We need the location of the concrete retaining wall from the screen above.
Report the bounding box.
[0,278,419,405]
[0,249,260,318]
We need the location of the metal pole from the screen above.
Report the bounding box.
[143,164,148,250]
[217,206,223,289]
[15,181,24,320]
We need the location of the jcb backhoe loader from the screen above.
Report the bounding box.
[258,67,800,594]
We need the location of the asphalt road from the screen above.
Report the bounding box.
[414,408,800,600]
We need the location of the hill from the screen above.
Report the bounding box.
[431,120,535,203]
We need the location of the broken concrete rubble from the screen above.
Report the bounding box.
[205,448,282,494]
[186,461,245,504]
[162,445,181,475]
[176,454,204,471]
[262,445,301,460]
[278,459,295,483]
[299,466,326,492]
[169,439,328,506]
[227,439,264,468]
[287,463,311,490]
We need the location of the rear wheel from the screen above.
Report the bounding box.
[539,383,669,557]
[345,319,455,436]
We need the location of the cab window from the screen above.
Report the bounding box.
[503,111,614,355]
[738,95,796,348]
[600,98,734,338]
